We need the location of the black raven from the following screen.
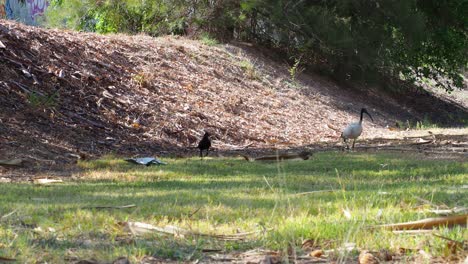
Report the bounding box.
[197,131,211,158]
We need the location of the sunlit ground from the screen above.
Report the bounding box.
[0,151,466,262]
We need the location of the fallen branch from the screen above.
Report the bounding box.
[0,158,25,167]
[433,234,464,247]
[82,204,137,210]
[429,207,468,216]
[378,214,467,230]
[242,151,312,162]
[392,230,435,235]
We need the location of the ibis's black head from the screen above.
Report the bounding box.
[203,131,210,138]
[360,108,374,122]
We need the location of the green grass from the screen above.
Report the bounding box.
[239,59,259,80]
[0,152,466,262]
[199,33,219,46]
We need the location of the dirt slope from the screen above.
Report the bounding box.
[0,20,467,165]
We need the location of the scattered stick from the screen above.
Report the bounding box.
[216,142,254,150]
[82,204,137,210]
[1,209,18,220]
[294,190,335,196]
[378,214,467,230]
[411,139,433,145]
[413,196,448,209]
[120,221,268,241]
[0,256,16,262]
[10,80,44,96]
[429,207,468,216]
[66,111,106,129]
[188,206,202,218]
[0,158,25,167]
[392,230,435,235]
[433,234,464,247]
[242,151,312,162]
[25,155,55,164]
[33,178,64,185]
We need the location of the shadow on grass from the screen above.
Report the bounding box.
[1,152,466,214]
[0,152,466,262]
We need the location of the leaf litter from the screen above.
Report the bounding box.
[0,20,466,180]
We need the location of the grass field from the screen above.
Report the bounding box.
[0,151,466,263]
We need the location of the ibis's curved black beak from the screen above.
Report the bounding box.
[361,108,374,122]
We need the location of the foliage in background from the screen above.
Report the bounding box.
[42,0,467,92]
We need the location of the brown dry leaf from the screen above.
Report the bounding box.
[301,239,315,250]
[398,247,417,255]
[358,251,380,264]
[446,241,460,256]
[377,249,393,261]
[310,249,324,258]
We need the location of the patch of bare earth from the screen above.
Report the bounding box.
[0,19,467,179]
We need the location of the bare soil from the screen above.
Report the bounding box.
[0,20,467,177]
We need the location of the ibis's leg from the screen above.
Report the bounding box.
[200,149,203,158]
[343,138,349,150]
[352,139,356,149]
[206,149,209,157]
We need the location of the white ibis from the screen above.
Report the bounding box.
[341,108,374,149]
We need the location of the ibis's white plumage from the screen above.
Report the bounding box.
[342,122,363,139]
[341,108,373,149]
